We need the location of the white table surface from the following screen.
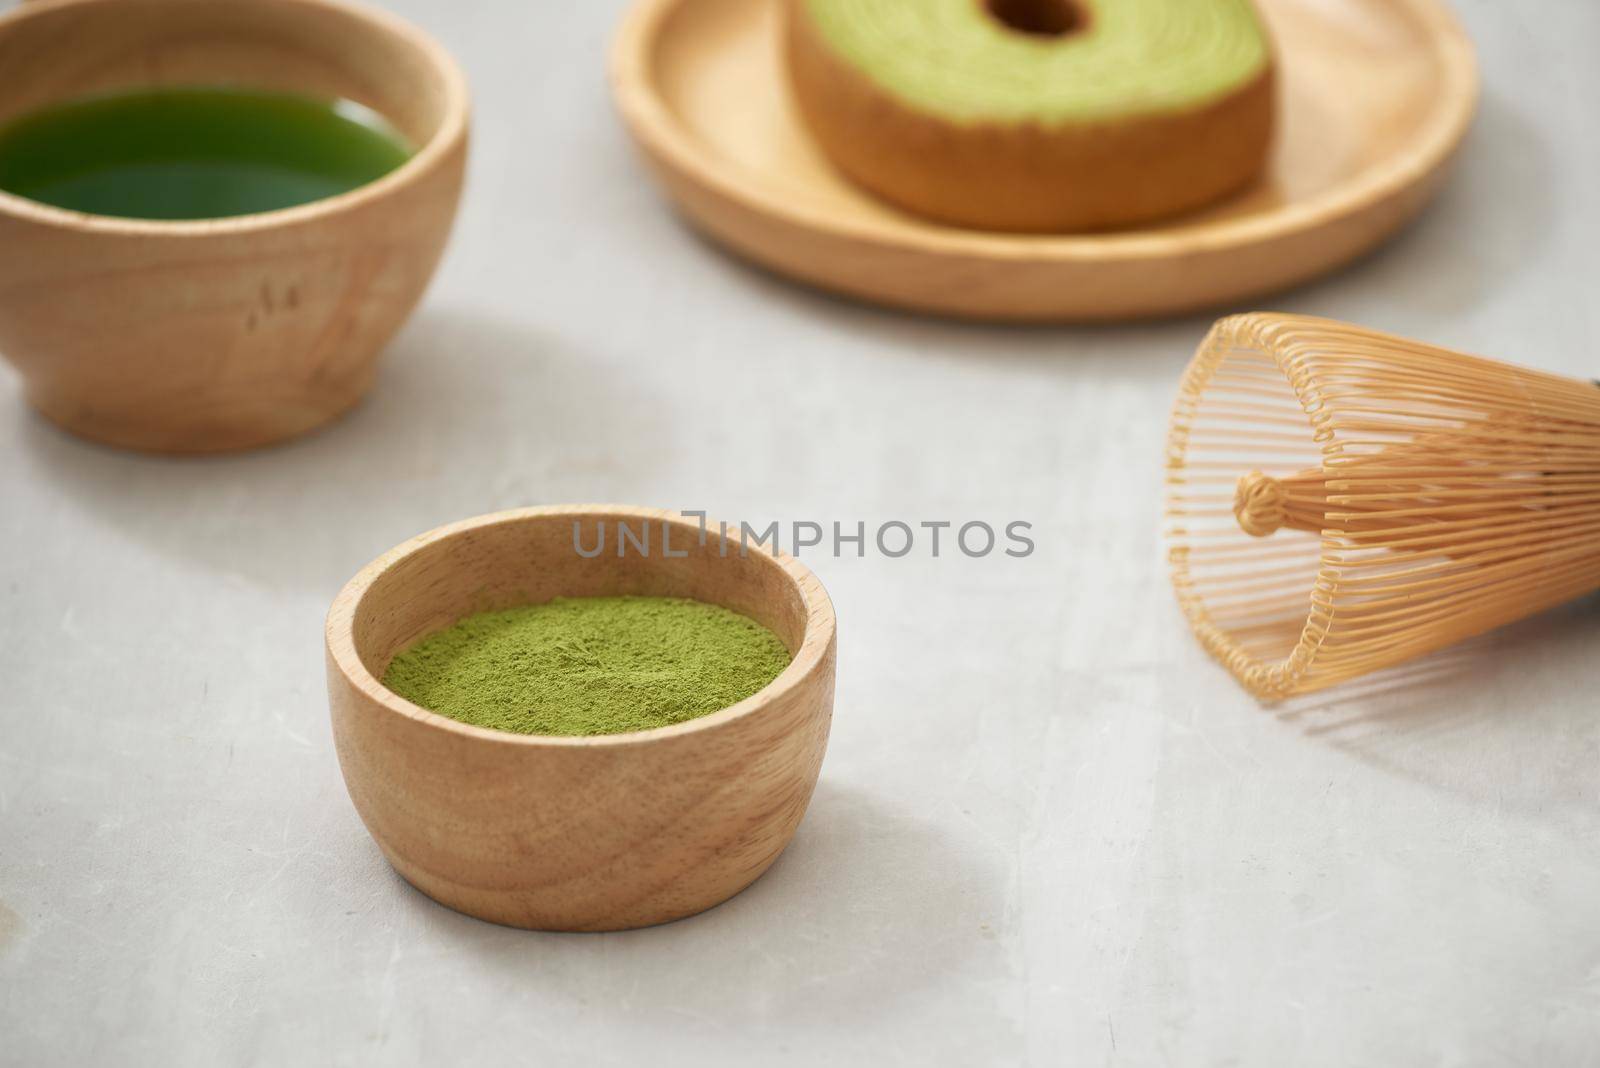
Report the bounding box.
[2,1,1597,1064]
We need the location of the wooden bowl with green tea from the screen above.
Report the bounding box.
[324,505,839,932]
[0,0,469,453]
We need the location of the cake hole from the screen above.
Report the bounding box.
[984,0,1089,37]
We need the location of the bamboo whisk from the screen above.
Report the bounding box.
[1165,314,1600,701]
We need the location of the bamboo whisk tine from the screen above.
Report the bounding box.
[1166,313,1600,701]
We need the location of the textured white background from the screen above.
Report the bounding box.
[2,1,1597,1065]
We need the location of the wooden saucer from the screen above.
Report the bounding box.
[610,0,1477,322]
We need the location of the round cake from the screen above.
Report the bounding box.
[785,0,1276,232]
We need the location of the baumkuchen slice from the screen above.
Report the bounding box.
[785,0,1276,232]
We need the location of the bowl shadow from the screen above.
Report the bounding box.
[378,779,1015,1040]
[14,307,674,594]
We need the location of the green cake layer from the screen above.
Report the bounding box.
[801,0,1270,124]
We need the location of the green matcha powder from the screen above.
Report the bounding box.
[383,596,793,737]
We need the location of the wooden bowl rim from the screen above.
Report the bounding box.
[0,0,470,236]
[325,504,839,750]
[607,0,1479,264]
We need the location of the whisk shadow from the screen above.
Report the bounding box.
[1277,594,1599,727]
[1273,642,1497,729]
[1269,594,1600,818]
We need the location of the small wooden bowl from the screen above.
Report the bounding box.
[0,0,469,453]
[324,506,838,932]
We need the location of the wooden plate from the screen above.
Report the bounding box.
[610,0,1477,322]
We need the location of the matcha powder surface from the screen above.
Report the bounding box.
[382,596,794,737]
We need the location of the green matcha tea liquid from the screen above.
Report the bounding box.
[0,87,411,220]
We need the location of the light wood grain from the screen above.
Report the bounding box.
[609,0,1477,322]
[325,505,839,932]
[0,0,469,453]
